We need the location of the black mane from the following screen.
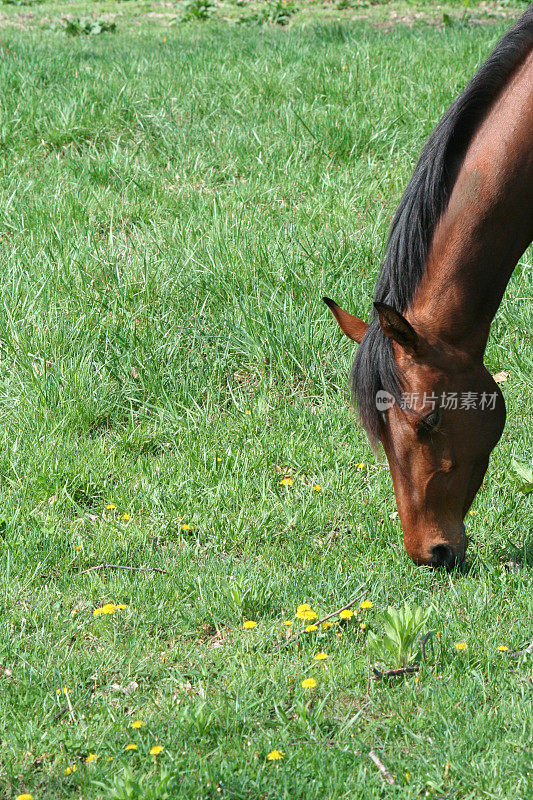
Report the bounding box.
[352,6,533,446]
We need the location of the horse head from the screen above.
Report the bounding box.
[324,298,506,568]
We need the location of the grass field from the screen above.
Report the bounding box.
[0,2,531,798]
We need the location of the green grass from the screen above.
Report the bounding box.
[0,4,531,799]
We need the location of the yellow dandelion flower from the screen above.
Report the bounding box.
[322,621,333,630]
[180,523,192,531]
[497,645,509,652]
[436,630,441,637]
[455,642,467,651]
[267,749,284,761]
[75,545,82,552]
[115,604,128,610]
[314,652,328,661]
[297,603,311,612]
[56,687,69,695]
[245,410,252,415]
[304,624,318,632]
[93,603,118,616]
[301,678,317,689]
[86,753,98,763]
[296,609,317,621]
[312,485,322,492]
[279,477,293,486]
[63,764,77,775]
[122,513,131,522]
[284,620,292,626]
[360,601,373,609]
[131,720,145,729]
[216,457,222,463]
[105,504,116,510]
[356,462,364,470]
[125,743,138,751]
[15,795,33,800]
[339,609,353,620]
[360,622,367,630]
[468,510,477,516]
[405,772,410,781]
[243,620,257,629]
[149,745,164,756]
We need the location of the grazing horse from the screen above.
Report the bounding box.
[325,7,533,568]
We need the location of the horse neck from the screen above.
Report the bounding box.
[407,48,533,360]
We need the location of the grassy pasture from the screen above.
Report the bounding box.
[0,3,531,798]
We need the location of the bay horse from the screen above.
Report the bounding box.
[325,7,533,568]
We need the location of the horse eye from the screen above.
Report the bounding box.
[421,407,441,432]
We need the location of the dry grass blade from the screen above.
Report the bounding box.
[372,664,419,679]
[0,38,13,58]
[77,563,168,576]
[368,749,396,785]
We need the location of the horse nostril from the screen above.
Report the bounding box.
[431,544,456,569]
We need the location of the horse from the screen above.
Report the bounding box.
[325,6,533,569]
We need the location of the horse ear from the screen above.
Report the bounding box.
[323,297,368,344]
[374,302,418,350]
